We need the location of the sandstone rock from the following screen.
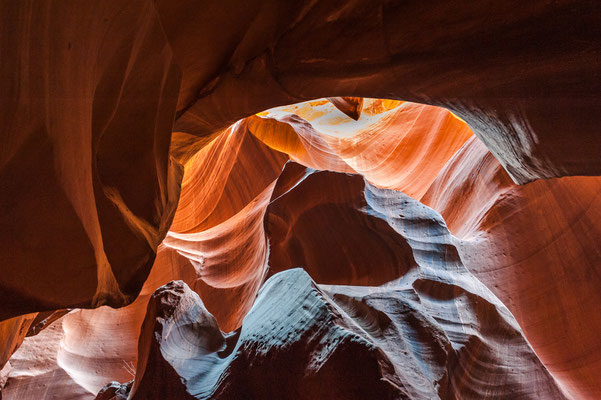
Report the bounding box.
[326,97,364,120]
[2,2,601,396]
[0,1,182,321]
[157,0,601,182]
[95,176,566,399]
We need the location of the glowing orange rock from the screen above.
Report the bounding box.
[2,123,288,398]
[170,121,288,234]
[96,176,567,400]
[2,3,601,393]
[250,100,473,199]
[158,1,601,183]
[423,137,601,399]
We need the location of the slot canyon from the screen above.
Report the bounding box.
[1,1,600,399]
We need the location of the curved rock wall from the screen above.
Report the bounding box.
[2,1,601,399]
[97,171,570,398]
[0,1,182,320]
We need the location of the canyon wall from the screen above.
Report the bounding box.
[1,1,601,399]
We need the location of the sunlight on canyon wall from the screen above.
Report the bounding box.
[2,2,601,399]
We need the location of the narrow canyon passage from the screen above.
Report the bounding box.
[3,98,601,399]
[1,2,600,399]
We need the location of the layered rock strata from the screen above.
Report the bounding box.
[95,175,566,399]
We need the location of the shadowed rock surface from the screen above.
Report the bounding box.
[157,0,601,183]
[0,1,182,321]
[96,178,565,400]
[2,2,601,398]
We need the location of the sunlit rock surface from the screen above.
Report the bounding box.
[250,99,473,199]
[421,137,601,398]
[2,1,601,399]
[4,102,601,399]
[94,175,566,399]
[158,0,601,182]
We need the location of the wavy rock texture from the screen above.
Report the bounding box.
[5,102,601,399]
[95,174,566,399]
[266,163,415,286]
[250,99,473,199]
[0,1,182,321]
[2,1,601,399]
[2,316,93,400]
[169,120,288,234]
[0,316,36,381]
[2,121,288,398]
[258,107,601,399]
[421,137,601,399]
[3,250,190,399]
[163,119,289,330]
[157,0,601,183]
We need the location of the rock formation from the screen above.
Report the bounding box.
[0,1,182,321]
[2,1,601,399]
[96,266,565,399]
[157,0,601,183]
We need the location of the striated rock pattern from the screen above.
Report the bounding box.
[159,0,601,183]
[4,106,601,398]
[162,119,289,331]
[252,100,473,202]
[2,123,288,398]
[0,1,182,321]
[2,1,601,399]
[95,173,567,398]
[0,315,35,383]
[249,100,474,199]
[421,137,601,398]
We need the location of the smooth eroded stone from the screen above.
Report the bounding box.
[0,1,182,320]
[97,183,565,399]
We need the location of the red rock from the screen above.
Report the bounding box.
[96,178,566,399]
[250,99,473,199]
[422,137,601,398]
[158,0,601,182]
[0,1,182,321]
[326,97,364,120]
[266,163,415,285]
[2,2,601,398]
